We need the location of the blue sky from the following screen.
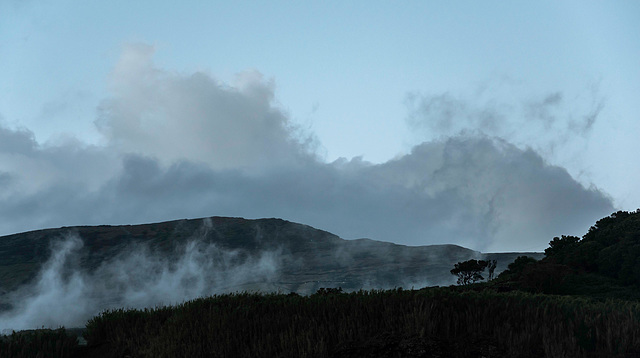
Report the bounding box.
[0,1,638,251]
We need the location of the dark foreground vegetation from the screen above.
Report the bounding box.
[83,289,640,357]
[3,288,640,358]
[3,209,640,357]
[0,328,78,358]
[497,209,640,299]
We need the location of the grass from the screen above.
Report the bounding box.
[79,287,640,357]
[0,328,78,358]
[3,287,640,357]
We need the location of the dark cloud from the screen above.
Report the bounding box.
[0,172,12,187]
[0,124,115,200]
[0,44,614,252]
[0,135,613,252]
[0,125,37,154]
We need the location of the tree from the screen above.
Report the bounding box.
[545,235,580,259]
[450,259,489,285]
[497,256,538,280]
[506,256,537,275]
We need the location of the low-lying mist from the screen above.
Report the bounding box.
[0,217,486,333]
[0,234,282,332]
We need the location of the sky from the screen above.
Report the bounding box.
[1,1,639,252]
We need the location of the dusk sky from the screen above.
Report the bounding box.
[1,1,638,251]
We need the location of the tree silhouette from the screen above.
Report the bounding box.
[450,259,489,285]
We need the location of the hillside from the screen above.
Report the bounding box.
[4,212,640,357]
[0,216,541,318]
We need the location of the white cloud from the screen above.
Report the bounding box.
[96,43,317,171]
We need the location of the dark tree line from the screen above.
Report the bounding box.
[543,210,640,286]
[453,210,640,296]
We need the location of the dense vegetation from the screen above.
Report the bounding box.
[4,288,634,358]
[496,210,640,298]
[0,328,78,358]
[3,210,640,357]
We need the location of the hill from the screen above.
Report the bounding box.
[4,212,640,357]
[0,216,541,324]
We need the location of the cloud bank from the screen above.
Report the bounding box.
[0,44,613,252]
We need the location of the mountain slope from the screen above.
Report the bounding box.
[0,217,542,319]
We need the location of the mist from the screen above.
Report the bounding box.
[0,233,282,332]
[0,218,467,332]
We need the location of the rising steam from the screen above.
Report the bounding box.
[0,234,281,332]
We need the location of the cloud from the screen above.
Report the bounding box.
[95,43,317,171]
[0,125,36,154]
[404,91,507,138]
[328,135,612,251]
[404,81,606,162]
[524,92,563,129]
[0,124,116,198]
[0,43,614,253]
[0,136,612,252]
